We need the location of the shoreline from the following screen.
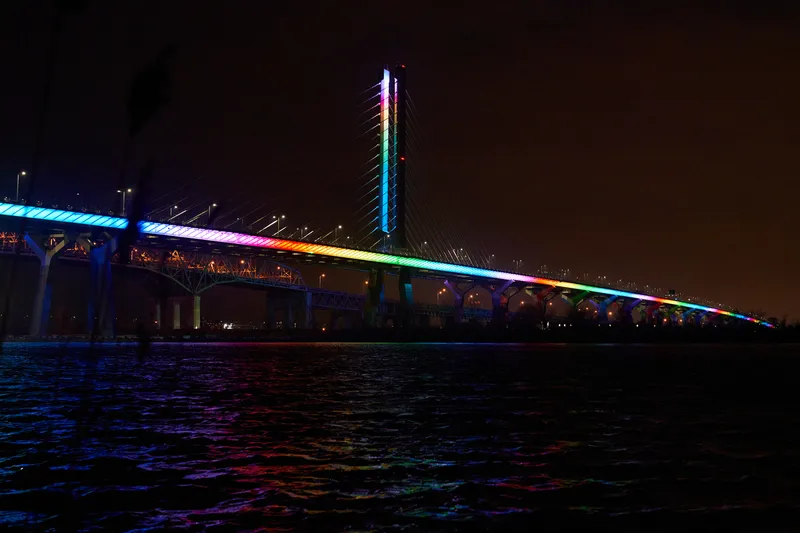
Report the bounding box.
[0,327,795,345]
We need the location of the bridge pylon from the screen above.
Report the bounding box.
[78,236,117,338]
[365,268,385,327]
[25,232,67,337]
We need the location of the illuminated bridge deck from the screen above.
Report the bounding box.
[0,202,771,327]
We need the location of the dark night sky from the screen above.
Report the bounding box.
[1,1,798,320]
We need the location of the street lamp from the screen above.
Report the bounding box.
[117,188,133,216]
[437,289,445,305]
[16,170,26,202]
[170,204,178,217]
[273,214,286,233]
[319,273,326,288]
[208,202,217,219]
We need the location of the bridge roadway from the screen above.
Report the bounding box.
[0,232,491,330]
[0,201,772,334]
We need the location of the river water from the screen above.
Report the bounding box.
[0,342,798,531]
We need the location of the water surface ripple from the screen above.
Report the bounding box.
[0,342,798,531]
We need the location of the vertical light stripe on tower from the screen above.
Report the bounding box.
[392,76,398,230]
[380,69,391,233]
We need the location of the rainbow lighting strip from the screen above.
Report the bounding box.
[0,202,773,327]
[380,68,391,233]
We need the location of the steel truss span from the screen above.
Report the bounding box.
[0,202,772,327]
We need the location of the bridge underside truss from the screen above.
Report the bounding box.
[0,232,307,295]
[128,249,306,294]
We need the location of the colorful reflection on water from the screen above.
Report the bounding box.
[0,342,798,531]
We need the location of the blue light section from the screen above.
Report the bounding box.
[380,68,391,233]
[0,204,128,229]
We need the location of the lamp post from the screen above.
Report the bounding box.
[436,289,445,305]
[334,225,342,242]
[319,273,325,288]
[274,214,285,234]
[117,188,132,216]
[208,203,217,220]
[16,170,26,202]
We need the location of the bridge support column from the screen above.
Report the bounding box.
[620,299,642,324]
[83,238,117,338]
[485,280,515,326]
[266,296,277,329]
[365,268,385,327]
[173,299,181,330]
[298,291,312,329]
[398,266,414,327]
[525,286,557,320]
[284,300,294,329]
[694,311,707,326]
[193,294,201,330]
[644,303,662,325]
[598,296,617,322]
[444,280,475,325]
[564,290,592,315]
[26,234,66,338]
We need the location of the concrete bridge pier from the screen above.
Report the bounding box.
[569,290,591,309]
[152,298,163,331]
[484,280,514,326]
[193,294,201,329]
[620,299,642,324]
[25,233,66,337]
[444,280,475,325]
[284,299,294,329]
[694,311,707,326]
[560,290,592,318]
[266,296,277,329]
[173,299,181,329]
[297,291,312,329]
[398,266,414,327]
[79,237,117,338]
[644,302,662,325]
[365,268,385,327]
[525,286,558,320]
[597,295,617,323]
[264,291,308,329]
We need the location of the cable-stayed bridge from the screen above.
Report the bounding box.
[1,65,772,336]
